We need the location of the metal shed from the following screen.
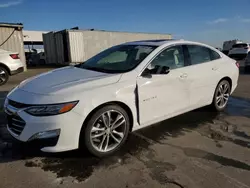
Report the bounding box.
[0,23,26,70]
[43,29,172,65]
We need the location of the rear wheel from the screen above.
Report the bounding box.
[83,105,130,157]
[212,80,231,111]
[0,67,9,86]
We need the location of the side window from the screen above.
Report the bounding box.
[209,49,221,60]
[187,45,211,65]
[147,46,185,74]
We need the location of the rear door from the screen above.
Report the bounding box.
[183,45,222,108]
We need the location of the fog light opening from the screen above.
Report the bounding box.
[28,129,60,141]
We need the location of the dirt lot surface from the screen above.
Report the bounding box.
[0,68,250,188]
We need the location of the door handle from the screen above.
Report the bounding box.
[212,67,218,71]
[180,73,188,79]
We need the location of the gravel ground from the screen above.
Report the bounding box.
[0,68,250,188]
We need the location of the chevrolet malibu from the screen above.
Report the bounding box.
[4,40,239,157]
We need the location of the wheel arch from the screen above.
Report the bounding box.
[79,101,134,147]
[211,76,233,105]
[218,76,232,90]
[0,63,10,75]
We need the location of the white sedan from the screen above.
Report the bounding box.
[4,40,239,157]
[0,49,24,86]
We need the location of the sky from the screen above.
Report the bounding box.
[0,0,250,47]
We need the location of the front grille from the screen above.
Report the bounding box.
[8,99,32,109]
[7,114,26,136]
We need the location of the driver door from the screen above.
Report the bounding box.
[136,45,190,125]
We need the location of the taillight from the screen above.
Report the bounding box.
[10,54,19,59]
[236,62,240,68]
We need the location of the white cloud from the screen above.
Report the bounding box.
[208,18,228,24]
[240,18,250,23]
[0,0,22,8]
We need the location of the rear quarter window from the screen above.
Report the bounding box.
[209,49,221,60]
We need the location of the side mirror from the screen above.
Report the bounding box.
[141,68,152,78]
[160,66,170,74]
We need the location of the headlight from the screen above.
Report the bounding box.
[24,101,78,116]
[4,98,8,108]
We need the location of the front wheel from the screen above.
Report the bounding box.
[212,80,231,111]
[83,105,130,157]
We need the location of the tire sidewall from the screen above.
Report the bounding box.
[83,105,130,157]
[213,80,231,111]
[0,67,9,86]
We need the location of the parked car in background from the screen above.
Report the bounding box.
[229,43,250,58]
[0,49,24,86]
[245,52,250,72]
[26,49,46,66]
[4,40,239,157]
[222,39,242,55]
[228,43,250,71]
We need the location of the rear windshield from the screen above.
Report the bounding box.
[232,43,248,48]
[229,53,247,60]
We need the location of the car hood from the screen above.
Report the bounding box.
[18,66,122,95]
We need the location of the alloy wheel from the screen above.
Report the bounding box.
[90,110,127,153]
[0,69,7,84]
[216,82,230,108]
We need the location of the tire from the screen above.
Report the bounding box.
[83,104,130,157]
[211,80,231,111]
[0,66,9,86]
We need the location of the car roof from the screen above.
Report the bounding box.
[123,39,214,48]
[124,39,182,46]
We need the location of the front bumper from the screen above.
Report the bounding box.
[5,103,84,152]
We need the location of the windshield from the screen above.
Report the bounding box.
[76,45,156,73]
